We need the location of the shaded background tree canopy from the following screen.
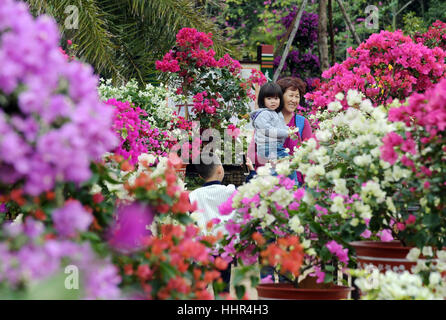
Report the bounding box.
[26,0,446,86]
[26,0,234,86]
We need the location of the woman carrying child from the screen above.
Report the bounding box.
[249,82,297,182]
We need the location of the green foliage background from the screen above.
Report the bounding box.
[24,0,446,85]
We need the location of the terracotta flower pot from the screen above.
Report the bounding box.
[175,163,188,180]
[350,240,415,273]
[257,280,353,300]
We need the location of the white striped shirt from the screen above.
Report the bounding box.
[189,183,236,236]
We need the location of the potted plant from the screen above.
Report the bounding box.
[156,27,266,129]
[379,77,446,251]
[98,78,182,130]
[350,247,446,300]
[0,1,235,300]
[290,87,445,273]
[305,28,446,111]
[216,164,355,300]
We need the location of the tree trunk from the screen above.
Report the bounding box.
[318,0,329,71]
[335,0,361,46]
[328,0,335,66]
[392,0,398,31]
[273,0,308,82]
[394,0,415,30]
[419,0,425,18]
[274,9,298,57]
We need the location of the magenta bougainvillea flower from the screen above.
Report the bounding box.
[306,29,446,112]
[107,202,154,254]
[106,99,177,165]
[156,27,266,129]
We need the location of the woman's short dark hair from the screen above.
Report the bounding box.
[276,77,307,105]
[257,82,284,113]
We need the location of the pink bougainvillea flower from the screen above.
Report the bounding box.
[360,229,371,239]
[293,188,305,202]
[325,240,349,264]
[107,202,154,254]
[218,191,237,216]
[310,265,326,284]
[379,229,394,242]
[406,214,416,225]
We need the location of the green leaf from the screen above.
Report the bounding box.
[324,272,334,284]
[324,265,335,272]
[320,246,332,261]
[102,171,121,185]
[212,281,226,295]
[160,262,178,282]
[121,128,128,139]
[160,193,174,206]
[249,275,260,287]
[423,214,440,228]
[176,214,193,225]
[413,231,428,249]
[309,220,323,234]
[81,232,101,242]
[235,285,246,300]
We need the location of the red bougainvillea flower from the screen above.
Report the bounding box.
[414,20,446,51]
[260,235,304,277]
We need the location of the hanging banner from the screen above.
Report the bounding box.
[260,45,274,82]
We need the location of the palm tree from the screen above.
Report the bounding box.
[25,0,232,85]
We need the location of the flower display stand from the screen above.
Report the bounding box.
[222,164,247,187]
[175,163,188,180]
[256,277,352,300]
[350,241,416,273]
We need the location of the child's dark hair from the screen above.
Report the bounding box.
[257,82,284,112]
[193,153,221,180]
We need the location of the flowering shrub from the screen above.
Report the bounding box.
[106,99,176,165]
[156,28,266,129]
[305,30,446,111]
[102,154,239,298]
[381,78,446,248]
[274,9,320,88]
[98,78,181,129]
[0,1,238,301]
[288,91,420,247]
[414,20,446,51]
[0,0,118,196]
[118,224,230,299]
[0,218,121,299]
[352,247,446,300]
[123,154,196,220]
[278,9,318,50]
[217,168,351,286]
